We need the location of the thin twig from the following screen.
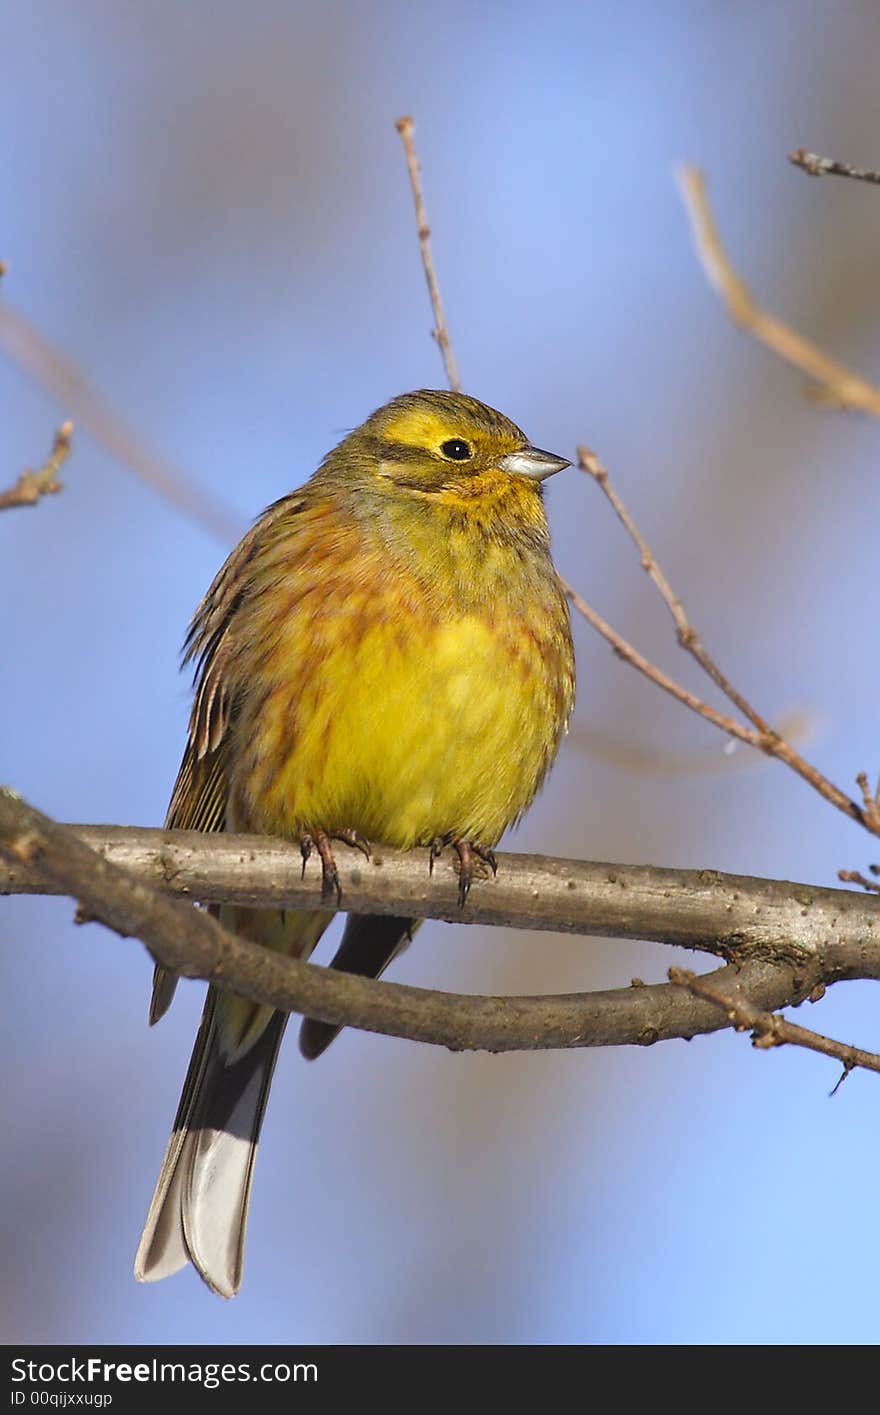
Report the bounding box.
[856,772,880,831]
[560,575,767,751]
[0,302,241,544]
[0,421,73,511]
[677,164,880,415]
[669,966,880,1086]
[394,116,462,393]
[569,708,816,777]
[566,452,874,837]
[838,870,880,895]
[790,149,880,186]
[391,131,874,844]
[578,447,772,733]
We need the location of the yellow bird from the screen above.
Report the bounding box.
[135,389,575,1296]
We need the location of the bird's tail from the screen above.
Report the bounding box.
[135,907,330,1298]
[299,913,420,1060]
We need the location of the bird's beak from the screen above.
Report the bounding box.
[499,447,571,480]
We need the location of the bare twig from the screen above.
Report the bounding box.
[790,149,880,186]
[838,870,880,895]
[0,302,241,544]
[395,116,462,393]
[4,791,880,1054]
[392,130,875,850]
[0,421,73,511]
[856,772,880,831]
[677,164,880,416]
[669,966,880,1086]
[560,574,765,749]
[578,447,773,735]
[567,450,875,838]
[569,708,817,777]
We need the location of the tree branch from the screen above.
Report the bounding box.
[0,295,240,543]
[4,791,880,1061]
[789,148,880,186]
[390,126,880,864]
[5,136,878,1072]
[7,815,880,960]
[395,115,462,393]
[0,421,73,512]
[668,965,880,1088]
[677,164,880,415]
[569,447,877,841]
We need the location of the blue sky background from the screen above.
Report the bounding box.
[3,0,880,1345]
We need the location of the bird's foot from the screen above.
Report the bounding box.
[300,827,372,901]
[332,828,372,859]
[429,836,498,907]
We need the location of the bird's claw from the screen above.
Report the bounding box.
[300,827,372,901]
[430,838,496,907]
[472,843,498,876]
[300,834,313,880]
[334,828,372,859]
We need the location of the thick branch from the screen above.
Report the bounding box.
[4,794,880,1063]
[5,819,880,973]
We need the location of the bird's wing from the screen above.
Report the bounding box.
[150,492,308,1025]
[149,746,231,1024]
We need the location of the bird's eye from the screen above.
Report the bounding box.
[440,438,473,461]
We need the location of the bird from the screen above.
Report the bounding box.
[134,388,575,1297]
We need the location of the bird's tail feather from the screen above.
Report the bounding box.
[135,908,330,1297]
[299,913,420,1060]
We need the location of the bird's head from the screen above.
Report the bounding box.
[329,390,569,503]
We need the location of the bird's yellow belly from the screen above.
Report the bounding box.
[249,611,562,848]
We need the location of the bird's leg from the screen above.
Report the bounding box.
[300,829,340,900]
[428,837,497,904]
[300,827,372,901]
[454,839,474,906]
[451,838,497,908]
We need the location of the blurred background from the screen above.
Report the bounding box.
[3,0,880,1346]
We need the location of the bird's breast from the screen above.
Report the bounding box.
[230,566,573,849]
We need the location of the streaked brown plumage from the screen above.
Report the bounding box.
[135,389,575,1296]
